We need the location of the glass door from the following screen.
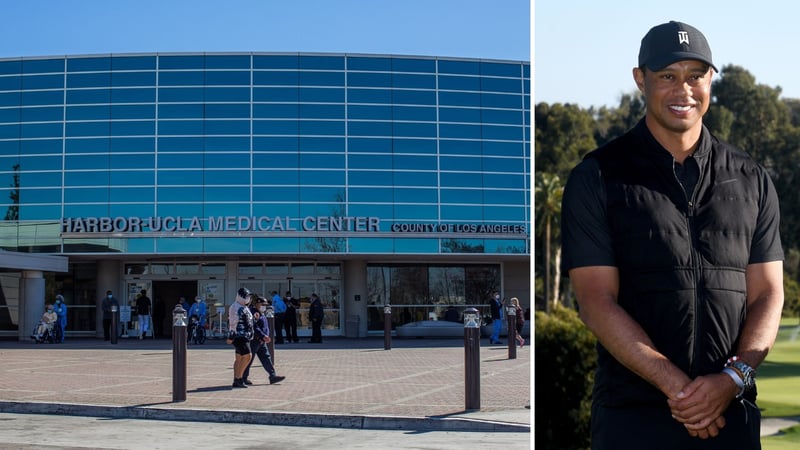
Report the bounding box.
[125,281,151,338]
[292,279,341,337]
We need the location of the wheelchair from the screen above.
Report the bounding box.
[189,314,206,345]
[32,321,57,344]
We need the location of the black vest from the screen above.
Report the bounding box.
[588,123,760,406]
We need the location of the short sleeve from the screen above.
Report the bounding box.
[749,169,784,264]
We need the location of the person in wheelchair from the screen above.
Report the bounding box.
[188,295,207,344]
[32,304,57,343]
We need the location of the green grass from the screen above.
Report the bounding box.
[760,318,800,449]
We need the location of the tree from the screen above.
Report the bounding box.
[534,102,597,180]
[535,172,563,311]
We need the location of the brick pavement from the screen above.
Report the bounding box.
[0,336,530,432]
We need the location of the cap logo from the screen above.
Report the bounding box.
[678,31,689,45]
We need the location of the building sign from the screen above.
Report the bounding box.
[60,216,527,237]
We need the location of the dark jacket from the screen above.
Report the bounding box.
[309,298,324,321]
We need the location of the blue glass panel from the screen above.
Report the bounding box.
[299,55,343,70]
[484,205,527,221]
[391,57,435,73]
[440,107,480,123]
[298,87,344,102]
[63,204,108,216]
[393,138,436,154]
[109,186,155,201]
[63,187,108,202]
[204,87,250,102]
[253,237,300,252]
[395,171,435,186]
[205,120,249,135]
[441,188,479,203]
[158,103,203,118]
[252,203,299,217]
[348,72,390,88]
[157,170,205,185]
[348,187,392,202]
[117,238,154,253]
[484,189,525,205]
[481,93,521,109]
[253,87,298,102]
[67,72,111,88]
[253,186,299,202]
[0,60,22,75]
[253,136,297,151]
[19,171,61,187]
[204,203,249,216]
[253,153,298,168]
[349,153,391,169]
[393,154,435,170]
[482,125,523,141]
[394,187,437,203]
[65,138,109,153]
[22,74,63,89]
[298,120,344,135]
[21,106,62,122]
[393,89,436,105]
[22,59,64,74]
[394,204,438,219]
[204,152,250,168]
[440,123,481,139]
[299,137,344,152]
[483,156,525,173]
[0,76,20,90]
[159,71,204,86]
[440,139,481,155]
[158,153,203,169]
[157,186,203,202]
[256,168,301,185]
[159,55,204,69]
[299,104,344,119]
[67,105,109,120]
[111,104,155,119]
[439,75,480,91]
[158,137,203,152]
[67,57,110,72]
[299,169,344,185]
[66,88,110,104]
[205,103,250,118]
[0,124,18,138]
[298,203,345,218]
[299,186,344,202]
[112,56,157,70]
[205,136,249,151]
[205,55,250,69]
[438,91,479,107]
[204,186,250,201]
[20,139,60,154]
[65,154,106,170]
[19,154,60,169]
[483,173,525,189]
[253,120,298,135]
[110,154,155,169]
[482,77,522,94]
[205,71,250,85]
[253,55,298,69]
[254,103,298,118]
[348,105,390,120]
[21,122,62,138]
[153,203,201,217]
[0,92,20,106]
[66,121,109,137]
[481,62,522,77]
[485,239,528,254]
[349,170,392,186]
[348,137,391,153]
[0,141,18,155]
[158,120,203,135]
[347,88,390,104]
[299,152,344,169]
[349,121,391,137]
[482,108,522,125]
[350,237,392,253]
[441,205,482,220]
[253,71,298,85]
[393,106,435,121]
[439,59,479,75]
[112,87,155,103]
[111,120,155,136]
[110,137,154,153]
[63,171,110,186]
[394,122,436,138]
[157,237,204,253]
[441,172,482,188]
[22,90,63,106]
[441,155,481,172]
[203,169,249,185]
[300,71,345,86]
[392,74,435,89]
[348,203,392,217]
[347,57,390,71]
[110,71,156,87]
[158,87,203,102]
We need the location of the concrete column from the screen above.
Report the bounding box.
[343,260,367,337]
[96,260,121,338]
[21,271,44,341]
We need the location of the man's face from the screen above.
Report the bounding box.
[634,60,713,136]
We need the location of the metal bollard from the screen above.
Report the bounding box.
[172,305,187,402]
[265,306,275,363]
[110,304,118,345]
[463,307,481,410]
[506,305,517,360]
[383,304,392,350]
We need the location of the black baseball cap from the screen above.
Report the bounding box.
[638,21,717,72]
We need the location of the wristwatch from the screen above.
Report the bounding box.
[725,357,756,392]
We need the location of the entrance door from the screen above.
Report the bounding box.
[291,279,341,337]
[125,281,151,338]
[151,280,197,338]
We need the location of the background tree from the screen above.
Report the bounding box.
[534,172,563,311]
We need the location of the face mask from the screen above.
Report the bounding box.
[55,300,60,304]
[47,308,53,312]
[108,295,113,299]
[495,295,500,300]
[259,306,266,312]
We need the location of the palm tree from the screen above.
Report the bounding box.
[535,172,564,311]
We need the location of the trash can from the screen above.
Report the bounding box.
[345,315,360,338]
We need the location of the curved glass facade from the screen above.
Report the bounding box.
[0,53,530,256]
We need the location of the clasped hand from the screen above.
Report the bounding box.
[668,373,736,439]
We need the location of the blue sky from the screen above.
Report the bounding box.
[536,1,800,108]
[0,0,530,62]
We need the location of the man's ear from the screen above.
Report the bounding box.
[633,67,646,93]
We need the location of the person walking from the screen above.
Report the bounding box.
[101,290,119,341]
[509,297,525,348]
[488,291,503,345]
[308,293,324,343]
[242,296,285,385]
[53,294,67,343]
[561,21,784,448]
[283,290,299,343]
[136,289,151,339]
[227,287,254,388]
[271,291,287,344]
